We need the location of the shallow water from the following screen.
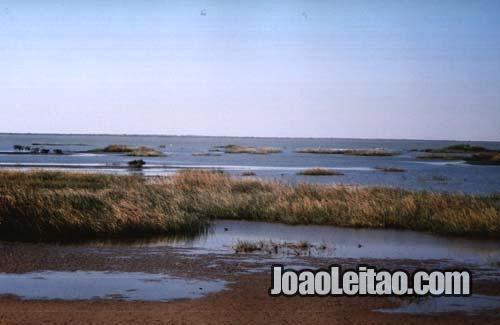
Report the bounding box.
[0,271,226,301]
[378,295,500,315]
[1,134,500,193]
[93,220,500,266]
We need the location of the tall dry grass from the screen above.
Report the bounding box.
[0,170,499,240]
[167,170,499,237]
[0,171,204,241]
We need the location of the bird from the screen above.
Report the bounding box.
[200,9,207,16]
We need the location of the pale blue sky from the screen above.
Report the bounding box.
[1,0,499,140]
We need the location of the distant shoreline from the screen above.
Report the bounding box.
[1,132,499,143]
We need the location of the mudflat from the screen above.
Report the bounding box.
[0,275,499,325]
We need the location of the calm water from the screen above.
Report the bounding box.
[0,271,226,301]
[101,220,500,266]
[1,134,500,193]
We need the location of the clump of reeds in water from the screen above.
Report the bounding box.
[128,159,146,168]
[297,168,344,176]
[374,166,406,173]
[233,240,316,255]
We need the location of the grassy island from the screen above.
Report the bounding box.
[91,144,164,157]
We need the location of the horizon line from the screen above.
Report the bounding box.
[1,132,499,143]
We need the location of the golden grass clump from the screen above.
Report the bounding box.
[0,170,499,241]
[0,171,204,241]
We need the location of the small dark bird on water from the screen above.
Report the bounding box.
[224,227,229,231]
[358,244,363,248]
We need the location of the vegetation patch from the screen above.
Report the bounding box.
[422,144,493,154]
[233,240,317,255]
[91,145,164,157]
[465,153,500,166]
[297,168,344,176]
[374,167,406,173]
[128,159,146,168]
[0,170,499,241]
[242,171,256,176]
[219,145,282,154]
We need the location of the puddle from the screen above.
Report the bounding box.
[378,295,500,315]
[97,220,500,265]
[0,271,226,301]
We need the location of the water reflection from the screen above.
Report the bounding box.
[87,220,500,265]
[0,271,226,301]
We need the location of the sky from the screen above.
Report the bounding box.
[1,0,499,141]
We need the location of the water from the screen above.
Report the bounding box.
[378,295,500,315]
[94,220,500,266]
[0,271,226,301]
[1,134,500,193]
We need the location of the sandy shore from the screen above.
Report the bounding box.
[0,274,499,325]
[0,239,499,324]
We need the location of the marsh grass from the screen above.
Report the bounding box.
[0,171,205,241]
[0,170,499,241]
[233,240,314,254]
[297,168,344,176]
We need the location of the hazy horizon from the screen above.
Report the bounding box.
[3,131,500,143]
[2,1,500,141]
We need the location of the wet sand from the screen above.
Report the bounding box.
[0,238,499,324]
[0,274,499,325]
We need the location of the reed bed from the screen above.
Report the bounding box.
[0,170,499,241]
